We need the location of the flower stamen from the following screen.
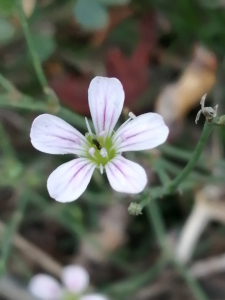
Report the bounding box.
[99,164,104,174]
[85,117,93,138]
[100,147,108,158]
[111,112,136,145]
[88,147,95,157]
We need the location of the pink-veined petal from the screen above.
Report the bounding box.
[30,114,88,155]
[47,158,96,202]
[105,156,147,194]
[88,77,124,136]
[80,295,109,300]
[28,274,62,300]
[113,113,169,152]
[61,265,89,294]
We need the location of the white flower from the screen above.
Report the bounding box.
[30,76,169,202]
[28,264,108,300]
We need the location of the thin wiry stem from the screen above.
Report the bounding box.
[0,192,28,279]
[104,255,167,297]
[146,195,210,300]
[167,122,214,192]
[0,73,18,94]
[15,1,59,106]
[146,200,167,250]
[15,0,48,90]
[174,259,210,300]
[140,121,215,209]
[0,122,16,159]
[146,136,212,300]
[0,92,87,130]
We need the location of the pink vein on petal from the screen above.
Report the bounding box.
[61,160,94,194]
[103,96,107,131]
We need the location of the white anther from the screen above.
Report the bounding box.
[128,112,136,119]
[88,147,95,157]
[100,164,104,174]
[85,117,93,138]
[100,147,107,158]
[99,130,106,137]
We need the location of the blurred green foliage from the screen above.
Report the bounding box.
[30,34,57,62]
[1,1,225,300]
[74,0,109,30]
[0,18,15,43]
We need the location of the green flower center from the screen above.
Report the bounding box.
[63,291,79,300]
[86,134,116,166]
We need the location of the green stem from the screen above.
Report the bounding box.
[146,144,211,300]
[167,123,213,192]
[160,159,209,182]
[105,255,167,298]
[0,93,87,130]
[146,194,210,300]
[0,71,87,130]
[59,107,87,129]
[160,144,206,169]
[174,259,210,300]
[0,122,16,158]
[154,161,170,185]
[0,192,27,278]
[146,161,169,250]
[0,73,18,93]
[15,0,48,90]
[28,190,133,272]
[146,200,167,250]
[139,122,214,209]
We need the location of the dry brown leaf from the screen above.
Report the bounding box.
[156,45,217,125]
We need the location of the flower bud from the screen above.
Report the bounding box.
[217,115,225,126]
[128,202,142,216]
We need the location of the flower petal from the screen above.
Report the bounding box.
[80,295,109,300]
[28,274,62,300]
[88,77,124,136]
[113,113,169,152]
[47,158,96,202]
[30,114,88,155]
[105,156,147,193]
[61,265,89,294]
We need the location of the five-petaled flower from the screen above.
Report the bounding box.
[30,76,169,202]
[28,264,108,300]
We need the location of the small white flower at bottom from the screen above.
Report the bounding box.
[28,265,108,300]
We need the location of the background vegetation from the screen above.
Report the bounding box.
[1,0,225,299]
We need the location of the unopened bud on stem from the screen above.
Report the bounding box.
[128,202,142,216]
